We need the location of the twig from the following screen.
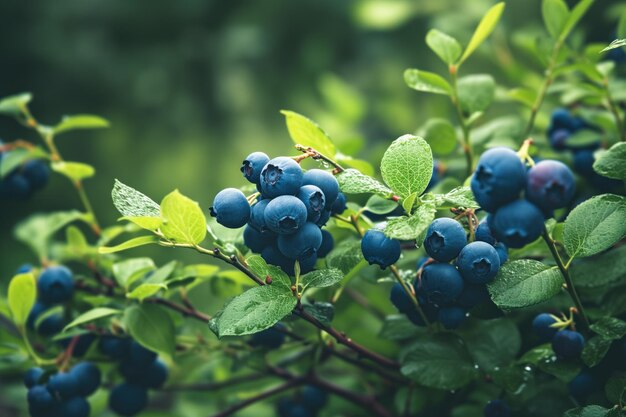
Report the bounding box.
[294,144,345,173]
[165,373,267,392]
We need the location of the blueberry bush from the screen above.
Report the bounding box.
[1,1,626,417]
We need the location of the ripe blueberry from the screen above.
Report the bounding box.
[244,225,275,254]
[249,323,286,349]
[420,263,464,305]
[70,362,101,396]
[249,199,271,231]
[37,266,74,304]
[489,200,544,248]
[24,367,45,388]
[297,185,326,222]
[532,313,558,342]
[390,282,414,313]
[457,241,500,284]
[128,342,157,367]
[361,229,401,269]
[260,157,303,198]
[277,222,322,260]
[424,218,467,262]
[48,371,80,399]
[22,160,51,190]
[17,263,34,273]
[301,385,328,410]
[317,230,334,258]
[261,245,295,274]
[526,160,575,213]
[456,283,490,308]
[426,160,440,190]
[572,149,595,175]
[144,359,168,389]
[471,147,526,212]
[552,329,585,360]
[59,396,90,417]
[264,195,308,235]
[438,306,467,329]
[27,385,56,410]
[210,188,251,229]
[568,371,596,401]
[0,172,31,200]
[28,301,65,336]
[475,220,496,245]
[549,128,571,151]
[330,192,347,214]
[494,242,508,265]
[483,399,510,417]
[240,152,270,184]
[58,334,96,358]
[109,383,148,417]
[315,209,331,227]
[302,169,339,209]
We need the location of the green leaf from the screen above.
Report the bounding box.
[51,161,95,182]
[567,130,602,148]
[15,211,84,259]
[459,2,506,64]
[593,142,626,181]
[507,87,537,108]
[302,302,334,326]
[246,255,291,288]
[126,283,167,301]
[487,260,563,310]
[112,258,155,288]
[300,268,343,290]
[280,110,336,157]
[460,319,521,372]
[538,358,580,382]
[120,216,163,231]
[571,245,626,288]
[601,39,626,53]
[384,203,436,241]
[53,115,110,135]
[8,273,37,327]
[63,308,121,332]
[558,0,595,43]
[379,315,422,340]
[457,74,496,115]
[144,261,178,285]
[160,190,207,245]
[380,134,433,199]
[590,317,626,340]
[0,147,49,178]
[581,336,612,367]
[563,405,615,417]
[605,374,626,405]
[217,285,297,337]
[336,168,393,197]
[563,194,626,258]
[404,69,452,95]
[124,304,175,357]
[99,235,159,254]
[542,0,569,39]
[402,192,418,214]
[325,240,364,274]
[111,179,161,218]
[363,194,398,215]
[425,29,462,65]
[401,333,478,390]
[0,92,32,116]
[420,118,458,155]
[433,186,479,209]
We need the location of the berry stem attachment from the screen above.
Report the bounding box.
[448,65,474,178]
[18,326,56,366]
[517,138,535,167]
[541,226,590,333]
[294,144,345,173]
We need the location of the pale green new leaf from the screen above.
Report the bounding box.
[559,0,595,43]
[336,168,393,197]
[51,161,95,182]
[8,273,37,327]
[380,134,433,199]
[281,110,336,157]
[384,203,436,241]
[404,69,452,95]
[0,92,32,116]
[459,2,506,64]
[160,190,207,245]
[420,118,457,155]
[426,29,462,65]
[542,0,569,39]
[63,308,121,332]
[126,283,167,301]
[15,211,84,259]
[53,115,110,135]
[111,179,161,218]
[99,235,159,254]
[124,304,175,357]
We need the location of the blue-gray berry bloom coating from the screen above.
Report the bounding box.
[424,218,467,262]
[37,266,74,305]
[264,195,308,235]
[260,157,303,198]
[297,185,326,222]
[241,152,270,184]
[471,147,526,212]
[361,229,401,269]
[420,263,464,305]
[456,241,500,284]
[526,160,575,213]
[210,188,251,229]
[277,222,323,260]
[302,169,339,209]
[489,200,544,248]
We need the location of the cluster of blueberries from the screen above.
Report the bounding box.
[99,337,168,416]
[210,152,345,275]
[27,266,74,336]
[277,385,328,417]
[0,144,50,200]
[532,313,585,360]
[389,217,507,330]
[547,108,620,191]
[471,146,575,248]
[25,362,101,417]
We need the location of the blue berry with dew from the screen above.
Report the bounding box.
[243,225,275,254]
[277,222,322,260]
[264,195,308,235]
[475,219,496,245]
[532,313,559,342]
[471,147,527,212]
[301,168,339,209]
[260,157,303,198]
[390,282,414,313]
[330,192,347,214]
[456,241,500,285]
[424,218,467,262]
[438,306,467,329]
[249,323,287,349]
[241,152,270,184]
[37,266,74,305]
[361,229,401,269]
[297,184,326,222]
[484,399,510,417]
[489,200,544,248]
[420,263,464,305]
[210,188,251,229]
[526,160,575,213]
[109,382,148,417]
[317,230,334,258]
[552,329,585,360]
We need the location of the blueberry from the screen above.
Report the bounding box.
[549,128,571,151]
[70,362,101,396]
[277,397,296,417]
[424,218,467,262]
[390,282,413,313]
[457,241,500,284]
[471,147,527,212]
[568,371,596,401]
[48,371,80,399]
[297,185,326,222]
[210,188,251,229]
[261,245,295,274]
[552,329,585,360]
[317,230,334,258]
[298,253,318,275]
[59,396,90,417]
[456,283,490,308]
[302,169,339,209]
[24,367,45,388]
[109,383,148,417]
[99,336,131,359]
[278,222,322,260]
[243,225,275,254]
[128,342,157,367]
[27,385,56,410]
[17,263,34,273]
[260,157,303,198]
[287,404,315,417]
[532,313,559,342]
[120,358,168,389]
[330,192,347,214]
[37,266,74,304]
[484,399,510,417]
[416,256,429,270]
[249,323,286,349]
[240,152,270,184]
[438,306,467,329]
[494,242,508,264]
[249,199,271,231]
[526,160,575,212]
[301,385,328,410]
[489,200,545,248]
[144,359,168,389]
[572,149,595,175]
[420,263,464,305]
[0,172,31,200]
[264,195,308,235]
[27,301,65,336]
[550,108,580,132]
[315,209,331,227]
[22,160,50,190]
[361,229,401,269]
[426,160,440,190]
[475,220,496,245]
[58,334,96,357]
[406,298,439,326]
